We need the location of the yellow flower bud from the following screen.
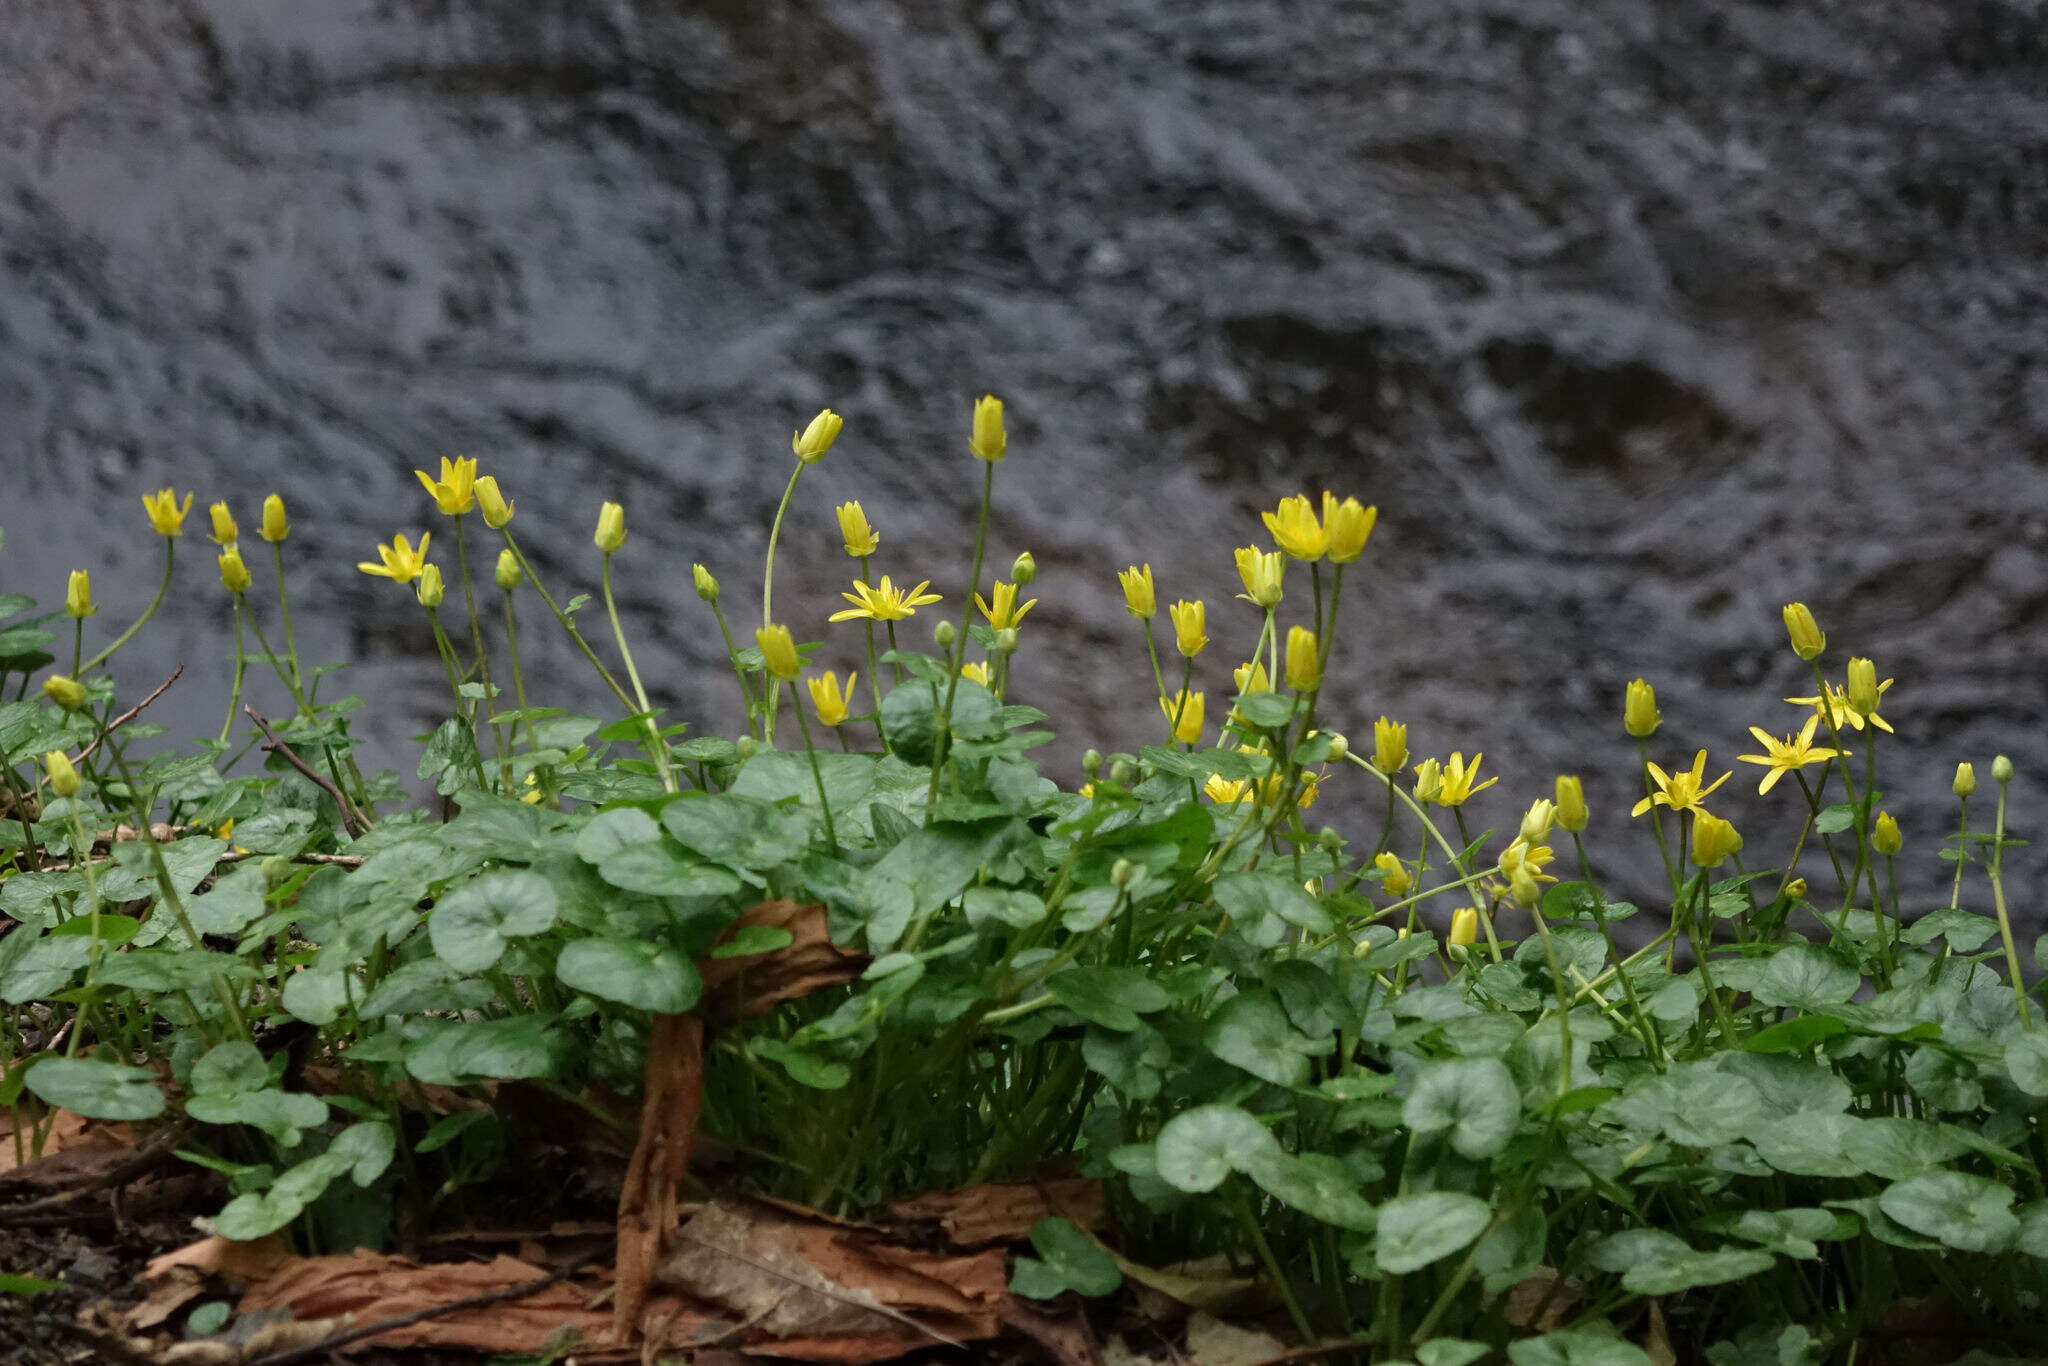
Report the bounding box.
[1169,600,1207,657]
[1449,906,1479,948]
[1520,799,1556,845]
[1284,626,1320,692]
[1321,493,1377,564]
[42,674,87,712]
[1953,762,1977,798]
[1160,690,1205,745]
[1690,812,1743,868]
[1322,731,1349,761]
[1233,660,1271,694]
[993,627,1020,655]
[260,493,291,543]
[757,624,801,681]
[1782,602,1826,660]
[693,563,720,602]
[1624,678,1660,738]
[594,501,626,553]
[1262,495,1327,562]
[1413,757,1443,803]
[218,546,252,596]
[793,408,844,463]
[1993,755,2014,783]
[1375,851,1412,899]
[962,661,990,686]
[1873,810,1901,856]
[1118,564,1156,618]
[807,671,857,727]
[43,750,80,798]
[1785,877,1808,901]
[1554,775,1587,833]
[475,476,514,528]
[1373,717,1407,773]
[1011,552,1037,586]
[934,620,956,648]
[208,501,239,545]
[494,549,521,591]
[1845,657,1878,717]
[969,394,1007,462]
[415,561,445,608]
[1234,547,1285,608]
[142,488,194,537]
[64,571,96,621]
[1510,865,1542,910]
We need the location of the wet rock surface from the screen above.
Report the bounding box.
[1,0,2043,913]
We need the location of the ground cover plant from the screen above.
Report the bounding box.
[1,400,2044,1364]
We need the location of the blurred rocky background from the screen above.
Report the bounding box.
[1,0,2043,915]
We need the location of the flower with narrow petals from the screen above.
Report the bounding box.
[1632,750,1732,817]
[143,488,194,537]
[594,502,626,553]
[1431,752,1498,807]
[807,671,857,727]
[208,501,239,545]
[757,624,801,681]
[218,547,252,595]
[44,750,80,798]
[1783,603,1826,660]
[793,408,843,463]
[1624,679,1660,737]
[1204,773,1250,805]
[836,501,879,557]
[961,661,990,686]
[969,394,1007,462]
[1738,715,1841,794]
[1498,838,1557,884]
[1873,810,1902,855]
[1234,547,1285,608]
[416,456,479,515]
[1321,494,1377,564]
[415,562,445,608]
[975,580,1036,631]
[1786,679,1894,734]
[42,675,87,712]
[1449,906,1479,947]
[1167,600,1207,657]
[1160,690,1205,745]
[1373,717,1407,772]
[260,494,290,543]
[1118,564,1156,618]
[475,476,513,528]
[357,532,432,583]
[1262,494,1326,561]
[494,549,521,591]
[64,571,96,620]
[1284,625,1320,691]
[831,575,941,623]
[1375,851,1412,899]
[1691,812,1743,868]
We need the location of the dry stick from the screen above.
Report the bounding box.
[217,849,365,868]
[244,705,368,838]
[73,666,183,764]
[241,1247,609,1366]
[0,1123,186,1222]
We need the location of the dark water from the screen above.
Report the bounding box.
[2,0,2044,916]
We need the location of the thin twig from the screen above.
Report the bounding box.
[216,849,365,868]
[0,1123,186,1219]
[1240,1340,1375,1366]
[242,1248,608,1366]
[244,705,368,838]
[74,667,183,764]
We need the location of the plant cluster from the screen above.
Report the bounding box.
[0,403,2044,1363]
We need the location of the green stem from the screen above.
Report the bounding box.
[218,597,249,747]
[1988,770,2031,1029]
[80,541,174,675]
[498,528,634,711]
[269,542,303,694]
[927,461,995,809]
[789,683,838,850]
[709,597,759,738]
[501,589,539,760]
[453,514,508,785]
[601,554,676,793]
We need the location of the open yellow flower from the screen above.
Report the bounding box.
[807,671,857,726]
[1786,679,1894,734]
[1321,494,1377,564]
[1738,715,1842,794]
[1262,494,1326,561]
[1429,752,1498,807]
[1497,838,1557,884]
[1631,750,1731,817]
[831,575,941,622]
[142,488,194,537]
[1204,773,1250,805]
[836,501,879,557]
[1168,600,1207,657]
[357,532,432,583]
[1234,547,1285,608]
[415,456,479,515]
[975,580,1037,631]
[1160,690,1205,745]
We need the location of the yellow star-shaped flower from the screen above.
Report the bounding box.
[357,532,433,583]
[1631,749,1731,817]
[1785,679,1894,734]
[829,575,941,622]
[415,456,479,516]
[1738,715,1842,794]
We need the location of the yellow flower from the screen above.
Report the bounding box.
[1954,763,1977,798]
[1284,626,1320,691]
[1375,851,1412,899]
[793,408,844,463]
[1498,838,1557,884]
[1449,906,1479,948]
[807,671,857,726]
[1165,600,1207,657]
[64,571,96,620]
[519,774,544,806]
[415,456,479,515]
[969,394,1007,462]
[1118,564,1156,618]
[1413,757,1443,803]
[975,580,1037,631]
[1293,769,1324,809]
[1234,547,1285,608]
[594,501,626,553]
[1845,657,1880,718]
[1785,877,1808,901]
[208,501,239,545]
[1204,773,1250,805]
[1160,690,1205,745]
[494,549,521,591]
[1509,865,1542,909]
[415,562,445,608]
[43,750,80,798]
[42,675,87,712]
[1738,716,1841,794]
[1786,679,1894,734]
[260,493,291,543]
[1631,750,1731,817]
[1431,752,1498,807]
[142,488,194,537]
[1782,603,1825,660]
[1262,494,1326,561]
[693,564,719,602]
[475,476,513,528]
[1321,494,1377,564]
[1233,660,1271,695]
[832,575,942,623]
[357,532,432,583]
[1624,678,1660,737]
[836,501,879,557]
[961,661,990,685]
[1691,812,1743,868]
[1873,810,1902,856]
[218,547,252,596]
[1373,717,1407,772]
[1555,775,1587,832]
[756,624,801,681]
[1519,800,1556,845]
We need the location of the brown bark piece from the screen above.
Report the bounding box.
[884,1176,1106,1247]
[698,900,868,1023]
[0,1108,133,1180]
[612,1011,705,1339]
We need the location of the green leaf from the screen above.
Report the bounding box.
[1417,1343,1490,1366]
[1375,1192,1491,1275]
[963,888,1048,930]
[660,794,810,870]
[1879,1171,2019,1253]
[1506,1331,1653,1366]
[1242,1150,1377,1231]
[1750,944,1859,1011]
[2007,1032,2048,1097]
[710,925,795,958]
[1586,1229,1775,1295]
[752,1037,852,1090]
[597,842,744,899]
[330,1121,397,1186]
[1213,871,1334,934]
[1203,993,1322,1087]
[358,959,496,1017]
[574,807,662,863]
[1901,907,1999,953]
[428,870,560,974]
[189,1041,269,1097]
[1047,967,1171,1032]
[1008,1217,1122,1299]
[1842,1117,1972,1179]
[1154,1105,1279,1193]
[24,1057,165,1121]
[407,1015,569,1084]
[417,717,481,795]
[1748,1112,1862,1179]
[1233,692,1295,730]
[281,966,353,1026]
[186,1090,330,1148]
[1813,803,1857,836]
[213,1152,352,1240]
[1608,1065,1760,1149]
[0,1273,62,1298]
[1082,1024,1172,1100]
[1402,1057,1520,1159]
[1743,1015,1847,1054]
[2015,1200,2048,1259]
[556,938,701,1013]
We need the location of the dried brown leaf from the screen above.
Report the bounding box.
[699,900,868,1022]
[885,1176,1106,1247]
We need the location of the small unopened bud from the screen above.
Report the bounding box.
[260,493,291,543]
[1953,763,1977,798]
[1872,811,1901,856]
[415,562,445,608]
[792,408,844,464]
[1519,799,1556,845]
[1624,679,1660,738]
[1082,749,1103,779]
[1110,858,1136,889]
[1109,758,1135,789]
[1413,757,1443,803]
[1510,865,1542,910]
[1785,877,1808,901]
[1993,755,2014,784]
[1449,906,1479,948]
[1010,552,1037,586]
[64,571,96,620]
[593,501,626,553]
[1845,657,1878,717]
[42,675,87,713]
[1375,851,1412,899]
[475,476,513,528]
[1318,826,1343,853]
[692,563,719,602]
[1555,775,1588,833]
[1323,731,1348,761]
[934,620,956,648]
[734,735,760,761]
[1782,602,1826,660]
[42,750,80,798]
[993,627,1020,655]
[218,547,252,596]
[494,549,521,591]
